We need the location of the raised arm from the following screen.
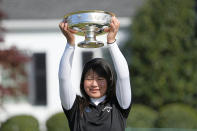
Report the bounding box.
[105,16,131,109]
[108,42,131,109]
[58,44,76,110]
[58,21,78,110]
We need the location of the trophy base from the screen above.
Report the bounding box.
[78,41,104,48]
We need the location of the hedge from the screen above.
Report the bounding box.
[0,115,39,131]
[127,104,158,128]
[157,103,197,128]
[46,112,70,131]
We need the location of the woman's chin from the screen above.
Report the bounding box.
[89,93,102,98]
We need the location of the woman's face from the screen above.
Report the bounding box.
[84,69,107,98]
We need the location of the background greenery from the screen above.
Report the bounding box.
[123,0,197,109]
[156,104,197,128]
[46,112,70,131]
[0,115,39,131]
[122,0,197,129]
[127,104,158,128]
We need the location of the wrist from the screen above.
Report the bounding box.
[68,40,75,46]
[67,42,75,47]
[107,39,116,44]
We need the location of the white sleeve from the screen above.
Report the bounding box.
[58,43,76,110]
[108,42,132,109]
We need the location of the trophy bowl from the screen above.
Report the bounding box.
[64,10,115,48]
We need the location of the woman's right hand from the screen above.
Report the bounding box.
[59,20,77,46]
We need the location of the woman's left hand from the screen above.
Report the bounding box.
[104,16,120,44]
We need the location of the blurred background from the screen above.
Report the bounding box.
[0,0,197,131]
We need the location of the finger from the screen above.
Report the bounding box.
[112,16,119,25]
[60,23,70,35]
[59,22,64,29]
[111,17,119,28]
[110,22,115,31]
[69,28,78,34]
[103,27,110,32]
[111,16,116,22]
[59,23,67,33]
[112,17,117,23]
[64,23,69,31]
[111,19,119,32]
[60,22,66,29]
[114,19,120,28]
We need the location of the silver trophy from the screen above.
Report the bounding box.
[64,10,115,48]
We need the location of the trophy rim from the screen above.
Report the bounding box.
[64,10,115,19]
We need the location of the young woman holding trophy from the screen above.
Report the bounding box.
[58,11,132,131]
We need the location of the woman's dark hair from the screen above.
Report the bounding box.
[79,58,116,114]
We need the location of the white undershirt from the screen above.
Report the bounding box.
[90,95,106,106]
[58,42,131,110]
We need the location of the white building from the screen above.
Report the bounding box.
[0,0,145,130]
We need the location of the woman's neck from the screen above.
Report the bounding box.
[90,95,106,106]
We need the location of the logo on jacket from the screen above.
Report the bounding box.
[102,106,112,112]
[85,107,92,113]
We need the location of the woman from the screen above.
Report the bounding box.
[59,16,132,131]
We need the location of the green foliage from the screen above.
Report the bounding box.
[46,112,70,131]
[124,0,197,108]
[157,103,197,128]
[127,104,158,128]
[0,115,39,131]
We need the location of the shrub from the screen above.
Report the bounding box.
[0,115,39,131]
[127,104,158,128]
[123,0,197,109]
[46,112,70,131]
[157,103,197,128]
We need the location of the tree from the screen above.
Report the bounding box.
[0,0,30,106]
[123,0,197,109]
